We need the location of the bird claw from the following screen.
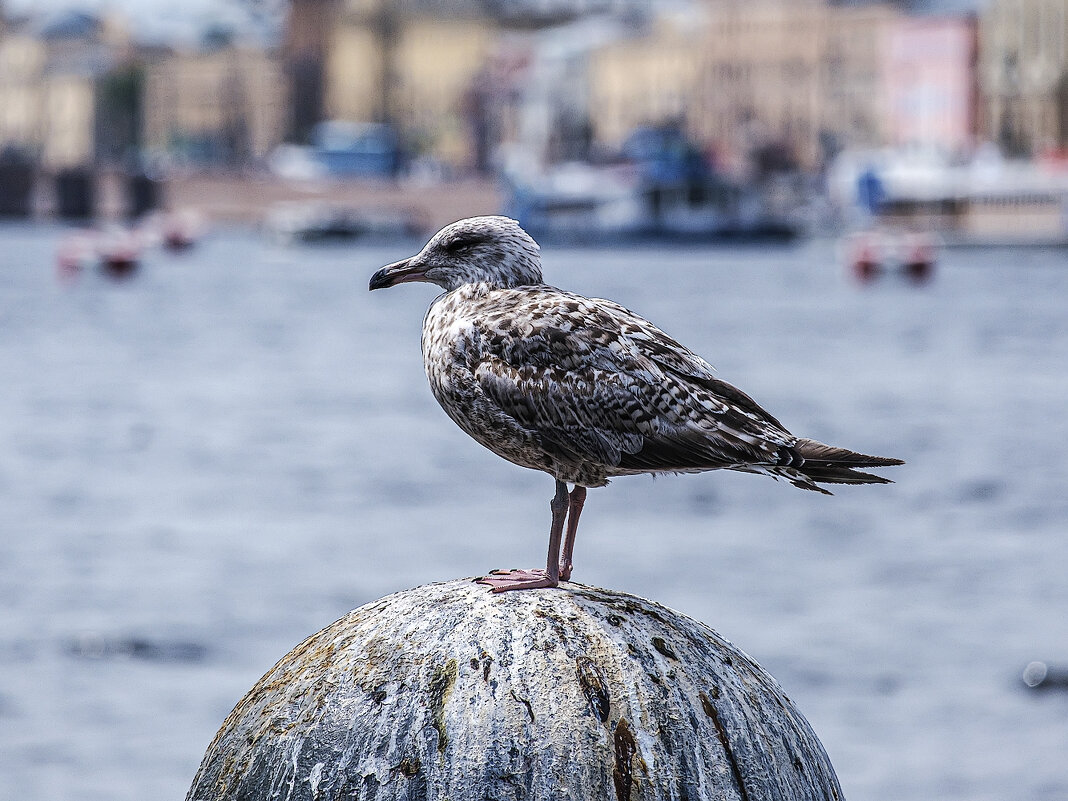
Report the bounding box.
[476,569,559,592]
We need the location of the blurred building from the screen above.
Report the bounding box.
[590,1,981,174]
[589,13,702,156]
[884,15,977,153]
[325,1,495,166]
[820,2,901,155]
[283,0,341,143]
[979,0,1068,156]
[143,41,289,166]
[0,21,46,158]
[592,0,890,173]
[699,0,828,172]
[290,0,651,170]
[0,10,137,170]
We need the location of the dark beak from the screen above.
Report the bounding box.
[368,257,427,291]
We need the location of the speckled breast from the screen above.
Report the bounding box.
[421,289,560,479]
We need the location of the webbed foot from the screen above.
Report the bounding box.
[476,569,560,593]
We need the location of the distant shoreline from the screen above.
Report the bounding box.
[164,172,504,233]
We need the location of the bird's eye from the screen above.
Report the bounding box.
[444,233,488,254]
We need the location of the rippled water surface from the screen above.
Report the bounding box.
[1,223,1066,800]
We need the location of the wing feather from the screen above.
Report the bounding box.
[472,288,796,473]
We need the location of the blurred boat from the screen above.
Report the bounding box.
[160,209,203,252]
[267,122,404,181]
[506,126,799,243]
[130,209,204,253]
[56,228,140,281]
[841,229,937,284]
[96,228,141,279]
[845,231,882,283]
[55,230,97,281]
[901,233,936,282]
[831,147,1068,246]
[263,202,425,245]
[507,162,799,243]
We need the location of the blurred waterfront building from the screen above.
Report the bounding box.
[143,40,289,167]
[283,0,340,143]
[700,0,827,173]
[884,15,977,154]
[326,1,495,167]
[0,0,1001,184]
[592,0,879,174]
[589,12,703,158]
[294,0,931,174]
[0,21,46,158]
[979,0,1068,157]
[287,0,649,171]
[590,0,980,175]
[820,1,902,156]
[0,10,138,170]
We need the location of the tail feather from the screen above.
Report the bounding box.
[784,438,903,493]
[793,438,905,469]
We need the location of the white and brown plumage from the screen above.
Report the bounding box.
[369,216,902,591]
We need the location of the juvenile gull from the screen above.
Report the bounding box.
[369,216,902,592]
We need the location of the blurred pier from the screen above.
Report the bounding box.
[166,173,502,232]
[0,163,161,223]
[0,165,501,233]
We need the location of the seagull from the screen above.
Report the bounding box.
[369,216,902,592]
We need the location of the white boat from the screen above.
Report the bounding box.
[506,161,798,243]
[831,148,1068,247]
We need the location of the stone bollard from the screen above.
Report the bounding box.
[186,579,842,801]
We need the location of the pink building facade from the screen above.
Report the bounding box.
[884,17,978,154]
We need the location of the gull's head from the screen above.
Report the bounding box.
[369,216,542,293]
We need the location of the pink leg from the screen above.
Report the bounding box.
[558,485,586,581]
[477,480,568,592]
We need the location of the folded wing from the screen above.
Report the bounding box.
[473,291,798,475]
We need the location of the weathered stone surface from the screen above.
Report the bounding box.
[186,579,842,801]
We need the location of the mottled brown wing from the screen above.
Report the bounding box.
[473,288,796,472]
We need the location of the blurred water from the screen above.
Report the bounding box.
[0,222,1066,800]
